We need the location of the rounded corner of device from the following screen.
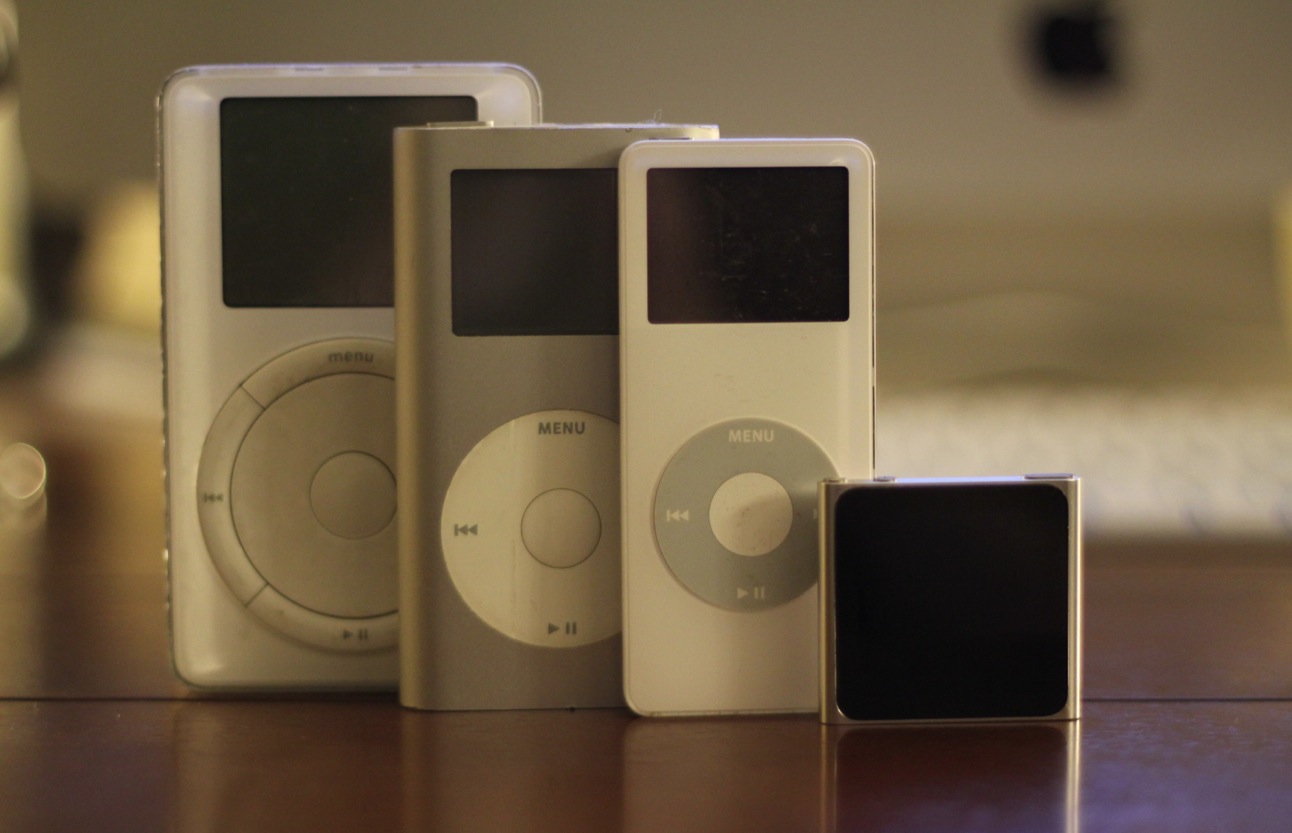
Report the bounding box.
[168,643,219,692]
[496,62,541,98]
[843,136,875,162]
[622,679,661,719]
[617,139,653,170]
[157,65,208,108]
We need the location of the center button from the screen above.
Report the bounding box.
[310,451,396,540]
[709,472,794,557]
[521,488,602,569]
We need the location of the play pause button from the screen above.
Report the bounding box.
[736,584,767,602]
[547,621,579,636]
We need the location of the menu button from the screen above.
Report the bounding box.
[538,421,587,436]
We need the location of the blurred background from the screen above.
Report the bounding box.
[18,0,1288,534]
[9,0,1292,523]
[0,0,1290,696]
[14,0,1292,381]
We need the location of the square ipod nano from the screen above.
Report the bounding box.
[160,64,540,690]
[820,476,1082,724]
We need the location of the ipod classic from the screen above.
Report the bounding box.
[160,63,541,689]
[820,476,1082,724]
[619,138,875,715]
[394,123,718,710]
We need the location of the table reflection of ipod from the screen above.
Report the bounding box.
[160,64,540,689]
[619,138,875,716]
[395,123,717,710]
[824,722,1081,832]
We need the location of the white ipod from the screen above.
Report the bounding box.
[394,123,718,710]
[160,63,540,689]
[618,138,875,715]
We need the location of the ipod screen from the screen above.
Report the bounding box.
[220,95,477,308]
[645,166,850,324]
[449,168,619,336]
[832,483,1071,721]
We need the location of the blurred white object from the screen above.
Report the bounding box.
[0,0,29,359]
[72,180,159,333]
[0,441,45,555]
[1278,184,1292,356]
[36,323,161,424]
[0,441,44,508]
[878,384,1292,539]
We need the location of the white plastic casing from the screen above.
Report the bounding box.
[159,64,540,690]
[619,138,876,715]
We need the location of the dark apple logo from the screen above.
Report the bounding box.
[1028,1,1120,91]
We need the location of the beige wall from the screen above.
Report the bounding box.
[15,0,1292,382]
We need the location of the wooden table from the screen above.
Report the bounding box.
[1,357,1290,831]
[1,698,1289,832]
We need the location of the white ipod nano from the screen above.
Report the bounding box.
[159,63,540,689]
[394,123,718,710]
[619,138,875,716]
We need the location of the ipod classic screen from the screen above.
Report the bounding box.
[449,168,619,335]
[220,96,477,308]
[832,483,1072,721]
[645,166,851,324]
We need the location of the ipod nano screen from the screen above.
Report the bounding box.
[645,166,850,324]
[219,96,477,308]
[450,168,619,336]
[832,484,1071,721]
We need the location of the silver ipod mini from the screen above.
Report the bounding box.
[395,123,718,710]
[820,476,1082,724]
[160,64,541,690]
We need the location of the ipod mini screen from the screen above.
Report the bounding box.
[449,168,618,335]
